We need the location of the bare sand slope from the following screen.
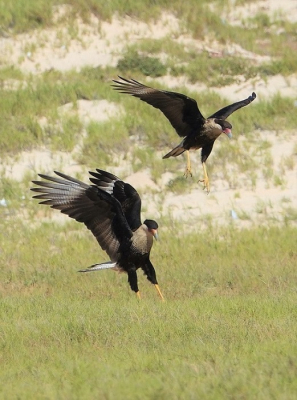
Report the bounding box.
[1,2,296,227]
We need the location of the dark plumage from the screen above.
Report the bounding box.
[112,76,256,192]
[31,169,163,299]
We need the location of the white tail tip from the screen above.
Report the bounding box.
[79,261,118,272]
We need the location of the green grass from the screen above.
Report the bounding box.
[1,218,297,399]
[119,43,259,87]
[0,1,236,34]
[79,118,130,166]
[117,50,167,78]
[0,0,53,33]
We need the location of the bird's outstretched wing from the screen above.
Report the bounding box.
[208,92,256,120]
[112,76,205,137]
[31,171,134,261]
[88,169,142,232]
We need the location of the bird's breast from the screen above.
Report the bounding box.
[131,226,153,256]
[203,120,223,140]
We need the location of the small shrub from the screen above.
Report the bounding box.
[117,50,166,77]
[166,176,191,194]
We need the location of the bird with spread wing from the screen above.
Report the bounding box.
[112,77,256,193]
[31,169,164,300]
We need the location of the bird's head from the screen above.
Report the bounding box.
[215,119,232,138]
[144,219,159,240]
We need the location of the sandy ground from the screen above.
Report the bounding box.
[1,2,297,228]
[1,2,297,101]
[0,11,179,73]
[226,0,297,24]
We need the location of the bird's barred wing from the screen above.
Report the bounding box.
[208,92,256,120]
[112,76,205,137]
[89,169,142,232]
[31,171,133,261]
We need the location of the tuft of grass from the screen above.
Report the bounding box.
[0,67,114,154]
[0,0,53,33]
[0,66,24,83]
[171,52,258,87]
[78,119,130,166]
[283,207,297,224]
[131,147,172,184]
[117,49,167,77]
[258,50,297,76]
[47,114,83,152]
[0,175,23,208]
[166,175,192,194]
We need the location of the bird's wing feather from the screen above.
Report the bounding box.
[89,169,142,231]
[208,92,256,120]
[31,171,133,261]
[112,76,205,137]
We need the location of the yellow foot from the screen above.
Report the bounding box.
[199,178,210,194]
[184,150,192,178]
[136,291,141,299]
[200,162,210,193]
[183,167,193,178]
[155,284,165,301]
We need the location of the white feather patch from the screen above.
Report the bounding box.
[97,181,115,194]
[79,261,119,272]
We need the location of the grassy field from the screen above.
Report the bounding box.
[1,218,296,399]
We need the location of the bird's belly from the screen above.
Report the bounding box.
[189,143,202,150]
[184,135,210,150]
[131,242,151,257]
[121,253,149,272]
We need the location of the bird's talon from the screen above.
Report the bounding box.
[199,179,210,194]
[184,169,192,179]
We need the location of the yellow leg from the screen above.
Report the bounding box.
[136,291,141,299]
[183,150,192,178]
[155,284,165,301]
[199,162,210,193]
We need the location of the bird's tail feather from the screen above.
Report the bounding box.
[79,261,119,272]
[163,143,186,158]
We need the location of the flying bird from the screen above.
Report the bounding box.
[112,76,256,192]
[31,169,164,300]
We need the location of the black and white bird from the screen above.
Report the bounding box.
[112,76,256,192]
[31,169,164,300]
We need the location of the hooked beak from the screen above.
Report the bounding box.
[151,229,159,241]
[224,128,232,139]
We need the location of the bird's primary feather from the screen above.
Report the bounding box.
[112,76,205,137]
[208,92,256,120]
